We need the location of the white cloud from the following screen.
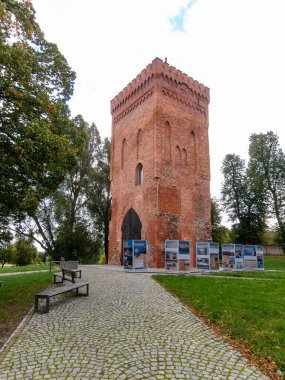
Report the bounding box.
[169,0,199,32]
[32,0,285,203]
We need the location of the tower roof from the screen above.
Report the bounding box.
[111,57,210,117]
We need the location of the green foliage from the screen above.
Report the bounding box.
[249,131,285,248]
[12,237,37,266]
[221,131,285,247]
[54,223,101,263]
[262,229,280,245]
[211,197,232,244]
[0,2,111,261]
[98,253,107,265]
[221,154,267,244]
[211,197,222,229]
[0,244,13,267]
[18,116,111,263]
[88,137,111,262]
[0,0,78,239]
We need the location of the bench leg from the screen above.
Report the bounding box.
[35,296,50,313]
[54,274,63,284]
[35,296,39,312]
[75,284,89,296]
[46,297,50,313]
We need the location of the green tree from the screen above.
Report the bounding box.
[0,0,77,238]
[262,229,279,245]
[249,131,285,248]
[211,197,232,244]
[88,138,111,262]
[12,237,37,266]
[52,116,102,261]
[221,154,267,244]
[17,116,106,263]
[0,244,13,267]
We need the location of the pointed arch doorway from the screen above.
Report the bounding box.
[121,208,142,264]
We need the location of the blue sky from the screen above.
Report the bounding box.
[32,0,285,221]
[170,0,199,31]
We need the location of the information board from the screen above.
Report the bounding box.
[222,244,243,270]
[123,240,133,270]
[196,242,220,271]
[196,242,210,270]
[178,241,191,272]
[209,242,220,270]
[235,244,244,269]
[243,245,257,270]
[123,240,147,271]
[256,245,264,270]
[165,240,191,273]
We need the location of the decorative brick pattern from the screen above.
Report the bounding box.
[108,58,212,268]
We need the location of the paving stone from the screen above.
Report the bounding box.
[0,267,270,380]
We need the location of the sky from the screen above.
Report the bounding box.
[32,0,285,215]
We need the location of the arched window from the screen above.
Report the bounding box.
[182,148,187,165]
[135,163,143,185]
[175,146,181,163]
[160,121,171,163]
[164,121,171,161]
[121,138,126,169]
[190,130,196,171]
[137,129,143,159]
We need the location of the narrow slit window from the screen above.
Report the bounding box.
[136,163,143,185]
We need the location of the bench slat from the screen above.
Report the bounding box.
[35,281,89,313]
[37,281,88,297]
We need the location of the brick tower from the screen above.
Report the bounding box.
[108,57,211,268]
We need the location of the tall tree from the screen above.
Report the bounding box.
[249,131,285,247]
[17,116,106,263]
[211,197,231,244]
[52,116,102,261]
[221,154,267,244]
[88,137,111,262]
[0,0,77,238]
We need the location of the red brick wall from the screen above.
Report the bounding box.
[108,58,211,268]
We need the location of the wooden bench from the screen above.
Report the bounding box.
[54,268,82,284]
[35,281,89,313]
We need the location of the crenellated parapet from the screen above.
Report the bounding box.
[111,57,210,122]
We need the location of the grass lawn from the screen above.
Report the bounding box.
[207,270,285,280]
[153,273,285,378]
[0,263,60,274]
[264,255,285,271]
[0,272,53,348]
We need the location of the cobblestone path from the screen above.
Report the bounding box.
[0,267,270,380]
